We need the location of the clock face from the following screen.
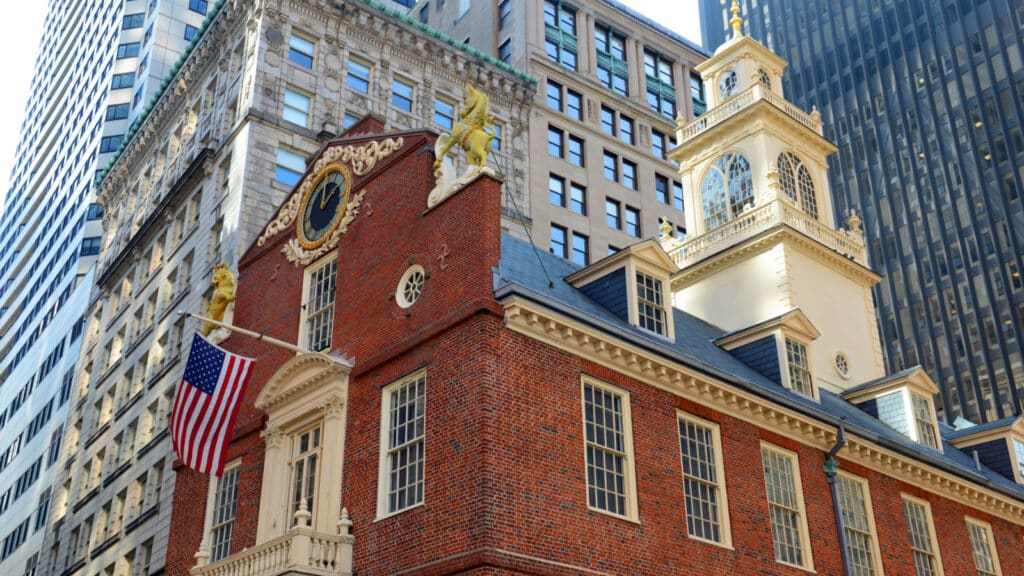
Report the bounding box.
[297,165,351,249]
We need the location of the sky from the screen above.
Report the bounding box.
[0,1,700,210]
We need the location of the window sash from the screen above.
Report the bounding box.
[283,89,311,127]
[636,272,664,334]
[386,375,426,514]
[837,475,878,576]
[967,520,1000,576]
[762,448,806,567]
[346,60,371,93]
[678,417,723,543]
[210,466,240,562]
[785,338,813,396]
[288,34,314,68]
[583,383,628,516]
[305,258,337,352]
[902,498,939,576]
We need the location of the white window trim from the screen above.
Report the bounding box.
[965,516,1003,576]
[199,459,241,564]
[1009,435,1024,485]
[376,370,427,520]
[677,411,732,548]
[836,471,884,576]
[298,251,338,354]
[624,262,674,341]
[900,493,944,576]
[774,331,818,400]
[759,441,814,571]
[581,376,639,522]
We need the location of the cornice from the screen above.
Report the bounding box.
[501,297,1024,525]
[256,352,352,415]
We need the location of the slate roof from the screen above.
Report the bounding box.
[493,233,1024,501]
[944,416,1021,440]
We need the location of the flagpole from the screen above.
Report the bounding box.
[178,310,313,355]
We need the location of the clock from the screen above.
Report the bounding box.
[296,163,351,250]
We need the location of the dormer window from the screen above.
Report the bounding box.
[784,337,812,396]
[1013,437,1024,484]
[636,271,666,336]
[948,417,1024,485]
[716,309,821,401]
[911,393,939,449]
[719,69,738,100]
[841,367,943,452]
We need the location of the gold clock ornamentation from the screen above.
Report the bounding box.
[296,163,352,250]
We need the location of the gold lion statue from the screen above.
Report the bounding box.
[203,263,236,336]
[433,86,495,170]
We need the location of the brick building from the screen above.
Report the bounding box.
[167,96,1024,576]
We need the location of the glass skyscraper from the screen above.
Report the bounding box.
[701,0,1024,424]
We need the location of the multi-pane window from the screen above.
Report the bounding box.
[636,271,664,335]
[210,464,240,562]
[911,394,938,448]
[568,134,584,166]
[543,1,577,70]
[549,174,566,207]
[644,50,676,118]
[595,23,628,95]
[701,153,753,231]
[837,474,880,576]
[583,381,633,517]
[304,257,337,352]
[1014,438,1024,483]
[346,58,371,93]
[966,519,1001,576]
[761,445,810,569]
[571,232,589,265]
[434,98,455,130]
[283,87,311,127]
[275,147,305,186]
[548,126,564,158]
[290,428,320,524]
[570,184,586,215]
[901,496,940,576]
[382,373,426,515]
[785,337,813,396]
[606,199,621,229]
[777,152,818,218]
[625,206,640,237]
[678,414,728,544]
[288,33,315,68]
[550,224,568,258]
[391,78,414,112]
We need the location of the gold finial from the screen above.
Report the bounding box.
[729,0,744,39]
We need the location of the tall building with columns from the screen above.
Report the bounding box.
[414,0,708,261]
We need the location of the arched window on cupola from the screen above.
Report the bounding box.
[719,69,738,101]
[777,152,818,219]
[757,68,771,89]
[701,153,754,231]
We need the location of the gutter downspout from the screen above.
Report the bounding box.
[824,424,851,576]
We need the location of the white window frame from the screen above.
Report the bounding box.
[624,262,674,340]
[677,411,732,548]
[1011,436,1024,485]
[299,252,338,353]
[836,472,883,576]
[288,425,322,527]
[782,335,814,398]
[581,376,638,521]
[910,392,940,449]
[634,269,667,337]
[900,494,944,576]
[201,460,241,563]
[760,442,813,570]
[283,86,312,128]
[376,370,427,519]
[965,517,1002,576]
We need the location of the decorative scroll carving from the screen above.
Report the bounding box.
[281,189,366,266]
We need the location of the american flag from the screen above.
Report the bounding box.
[171,333,254,475]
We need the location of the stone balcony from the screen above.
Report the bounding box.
[676,82,824,143]
[665,199,867,270]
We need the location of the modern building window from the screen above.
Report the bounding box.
[569,183,586,215]
[549,174,566,207]
[546,80,563,111]
[391,77,415,112]
[116,43,141,59]
[777,152,818,218]
[568,134,584,166]
[288,32,315,68]
[701,153,753,231]
[595,23,628,95]
[910,394,939,449]
[302,255,337,352]
[498,0,511,30]
[283,87,311,127]
[379,372,426,516]
[80,237,102,256]
[122,13,145,29]
[901,496,941,576]
[836,473,882,576]
[652,129,667,159]
[566,89,582,120]
[209,463,240,562]
[966,518,1001,576]
[673,181,684,211]
[111,72,135,90]
[86,203,104,221]
[290,427,321,524]
[184,24,198,41]
[498,38,512,63]
[656,174,669,204]
[550,224,568,258]
[619,115,634,145]
[784,337,813,397]
[434,97,455,130]
[625,206,640,237]
[644,50,676,118]
[691,73,706,116]
[678,413,730,545]
[571,232,589,265]
[582,379,635,518]
[106,103,130,121]
[346,58,371,93]
[636,271,665,334]
[275,147,305,187]
[548,125,564,158]
[622,159,637,190]
[761,444,812,569]
[491,121,503,151]
[543,0,577,71]
[601,106,616,136]
[188,0,208,15]
[606,199,621,229]
[603,151,618,182]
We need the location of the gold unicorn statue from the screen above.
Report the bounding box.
[203,263,236,336]
[433,86,495,170]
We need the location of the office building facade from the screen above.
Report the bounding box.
[414,0,708,260]
[701,0,1024,424]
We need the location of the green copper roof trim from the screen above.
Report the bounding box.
[354,0,536,85]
